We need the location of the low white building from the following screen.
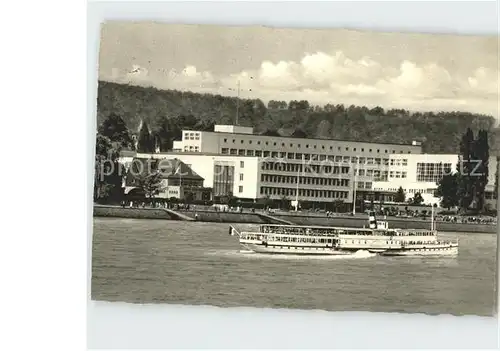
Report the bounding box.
[133,151,355,206]
[135,152,261,200]
[373,153,497,205]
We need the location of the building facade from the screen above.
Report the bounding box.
[121,127,499,210]
[135,152,261,201]
[372,154,497,206]
[123,157,211,202]
[372,154,459,205]
[137,151,356,208]
[118,125,499,209]
[167,125,423,208]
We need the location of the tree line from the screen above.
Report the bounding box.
[94,113,164,203]
[94,114,131,203]
[97,80,497,154]
[94,112,199,203]
[436,128,492,213]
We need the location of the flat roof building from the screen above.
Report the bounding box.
[124,125,496,209]
[372,154,497,206]
[173,125,423,158]
[136,152,261,200]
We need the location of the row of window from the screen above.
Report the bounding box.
[260,186,349,199]
[416,163,452,182]
[408,189,435,194]
[356,169,386,178]
[390,159,408,166]
[379,187,436,195]
[261,161,350,174]
[256,168,407,180]
[222,137,413,155]
[260,162,405,181]
[342,240,398,245]
[183,132,200,140]
[180,144,428,170]
[260,174,350,187]
[184,145,200,152]
[417,162,453,171]
[389,171,408,179]
[357,181,373,190]
[220,148,409,166]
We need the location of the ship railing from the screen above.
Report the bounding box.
[259,229,344,237]
[395,229,435,235]
[240,232,338,242]
[259,224,374,235]
[401,240,458,247]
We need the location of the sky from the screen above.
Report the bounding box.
[98,22,499,119]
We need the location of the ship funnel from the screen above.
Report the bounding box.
[368,211,377,229]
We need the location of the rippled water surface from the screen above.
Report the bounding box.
[91,218,497,316]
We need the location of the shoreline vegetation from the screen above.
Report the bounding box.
[95,83,500,218]
[97,81,497,155]
[93,205,496,234]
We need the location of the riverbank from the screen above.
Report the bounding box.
[93,205,176,220]
[93,205,496,233]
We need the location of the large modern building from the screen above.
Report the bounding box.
[156,124,422,209]
[173,124,423,158]
[121,124,497,209]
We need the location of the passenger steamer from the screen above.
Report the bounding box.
[229,211,459,257]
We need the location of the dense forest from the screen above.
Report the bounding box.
[96,81,498,154]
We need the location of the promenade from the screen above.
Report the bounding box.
[93,204,496,234]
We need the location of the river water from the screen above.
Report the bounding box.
[91,218,497,316]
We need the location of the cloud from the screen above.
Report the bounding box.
[375,61,458,99]
[301,51,383,87]
[103,51,499,118]
[467,67,499,96]
[258,60,302,90]
[164,65,219,90]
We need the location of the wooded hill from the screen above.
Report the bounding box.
[96,80,497,154]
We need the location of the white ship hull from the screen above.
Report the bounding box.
[240,242,352,256]
[378,245,458,257]
[230,211,460,258]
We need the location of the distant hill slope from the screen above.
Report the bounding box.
[96,80,496,154]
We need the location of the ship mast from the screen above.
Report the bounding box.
[431,203,434,231]
[294,154,303,211]
[352,158,359,215]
